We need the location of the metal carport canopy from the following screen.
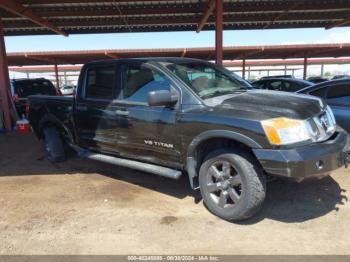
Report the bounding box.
[1,0,350,131]
[6,44,350,66]
[1,0,350,35]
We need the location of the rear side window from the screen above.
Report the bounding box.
[327,84,350,98]
[122,64,171,103]
[85,65,117,100]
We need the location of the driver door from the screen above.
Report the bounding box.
[114,62,181,168]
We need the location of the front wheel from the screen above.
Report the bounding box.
[199,149,266,221]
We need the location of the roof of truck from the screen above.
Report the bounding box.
[84,57,211,66]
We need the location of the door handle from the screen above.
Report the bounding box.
[115,110,129,116]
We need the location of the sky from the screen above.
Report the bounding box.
[4,27,350,52]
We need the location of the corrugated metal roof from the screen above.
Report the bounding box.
[1,0,350,36]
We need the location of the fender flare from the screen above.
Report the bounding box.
[39,113,60,129]
[186,130,262,189]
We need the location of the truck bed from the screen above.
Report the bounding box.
[28,95,74,139]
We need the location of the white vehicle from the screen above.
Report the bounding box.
[60,85,76,96]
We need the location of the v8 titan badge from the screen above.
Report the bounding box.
[144,140,174,149]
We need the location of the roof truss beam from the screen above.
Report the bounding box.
[263,2,300,29]
[197,0,215,33]
[0,0,67,36]
[326,16,350,29]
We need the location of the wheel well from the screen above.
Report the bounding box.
[187,137,257,189]
[194,137,254,170]
[39,120,72,144]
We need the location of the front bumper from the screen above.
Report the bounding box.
[253,130,350,179]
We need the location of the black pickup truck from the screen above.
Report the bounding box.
[28,58,350,221]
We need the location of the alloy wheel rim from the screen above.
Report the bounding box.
[206,160,242,209]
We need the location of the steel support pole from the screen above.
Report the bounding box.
[64,71,67,85]
[54,63,60,90]
[303,55,308,80]
[215,0,223,65]
[0,21,12,131]
[242,55,246,79]
[321,64,324,77]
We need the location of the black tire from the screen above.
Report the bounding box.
[43,127,65,163]
[199,148,266,221]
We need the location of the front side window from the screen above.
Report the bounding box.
[165,61,250,99]
[122,64,171,103]
[85,65,117,100]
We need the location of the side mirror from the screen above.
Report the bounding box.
[148,90,178,107]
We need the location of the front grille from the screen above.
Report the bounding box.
[310,106,336,142]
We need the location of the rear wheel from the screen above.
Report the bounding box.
[199,149,266,221]
[43,127,65,163]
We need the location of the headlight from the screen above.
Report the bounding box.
[261,117,311,145]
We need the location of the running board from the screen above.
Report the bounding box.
[73,146,182,180]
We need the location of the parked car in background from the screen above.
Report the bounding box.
[332,75,350,80]
[297,79,350,134]
[307,76,329,84]
[260,75,294,79]
[11,78,59,117]
[251,77,313,92]
[60,85,77,96]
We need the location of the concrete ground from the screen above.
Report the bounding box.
[0,133,349,255]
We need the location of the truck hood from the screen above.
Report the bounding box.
[210,90,325,120]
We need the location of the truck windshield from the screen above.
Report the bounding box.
[164,61,251,99]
